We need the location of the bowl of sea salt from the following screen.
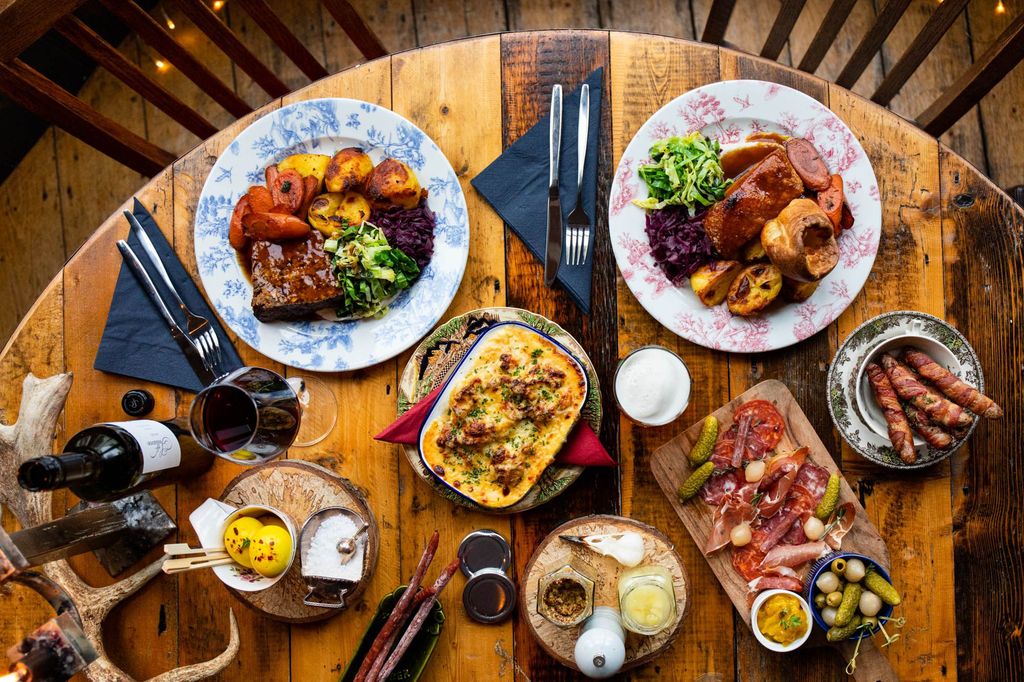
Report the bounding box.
[613,346,691,427]
[299,507,368,609]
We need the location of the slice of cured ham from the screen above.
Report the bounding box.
[704,483,760,554]
[823,502,856,550]
[747,574,805,593]
[758,447,809,517]
[700,469,743,505]
[760,541,828,570]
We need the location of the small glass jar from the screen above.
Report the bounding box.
[537,563,595,628]
[617,565,677,635]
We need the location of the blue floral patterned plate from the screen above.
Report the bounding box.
[193,98,470,371]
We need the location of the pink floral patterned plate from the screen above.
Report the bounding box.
[608,80,881,353]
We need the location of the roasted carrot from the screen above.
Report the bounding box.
[903,349,1003,419]
[241,212,310,241]
[271,169,304,214]
[817,174,844,235]
[839,203,854,231]
[246,185,275,213]
[229,195,250,251]
[880,353,973,429]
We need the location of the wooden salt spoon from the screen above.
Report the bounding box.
[336,524,369,564]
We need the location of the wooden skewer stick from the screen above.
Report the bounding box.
[162,556,235,574]
[164,543,227,556]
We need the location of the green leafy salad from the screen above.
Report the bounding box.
[632,132,731,210]
[323,222,419,319]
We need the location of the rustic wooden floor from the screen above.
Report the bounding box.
[0,0,1020,348]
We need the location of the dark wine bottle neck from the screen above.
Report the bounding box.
[18,452,98,491]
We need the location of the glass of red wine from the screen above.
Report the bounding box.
[188,367,307,464]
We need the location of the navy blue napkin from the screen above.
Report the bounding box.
[94,199,242,393]
[471,68,603,313]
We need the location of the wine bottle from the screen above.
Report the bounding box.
[17,419,214,503]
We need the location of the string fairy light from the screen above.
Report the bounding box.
[995,0,1006,13]
[159,7,175,29]
[212,0,225,10]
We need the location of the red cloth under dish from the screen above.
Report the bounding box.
[374,384,616,467]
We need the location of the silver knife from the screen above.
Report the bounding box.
[116,240,217,385]
[544,84,563,288]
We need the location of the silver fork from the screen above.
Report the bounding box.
[123,209,225,377]
[566,83,591,266]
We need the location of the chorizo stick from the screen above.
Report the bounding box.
[354,530,439,682]
[866,362,917,464]
[879,354,974,429]
[903,349,1003,419]
[375,557,461,682]
[903,403,953,449]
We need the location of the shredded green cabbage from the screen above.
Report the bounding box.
[632,132,731,211]
[324,222,419,319]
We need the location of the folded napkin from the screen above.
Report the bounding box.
[375,384,616,467]
[471,68,603,314]
[94,199,243,393]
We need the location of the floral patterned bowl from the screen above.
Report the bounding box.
[608,80,882,353]
[193,98,470,371]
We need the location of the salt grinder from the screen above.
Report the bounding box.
[574,607,626,679]
[458,529,516,624]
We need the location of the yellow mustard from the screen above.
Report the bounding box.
[756,594,808,646]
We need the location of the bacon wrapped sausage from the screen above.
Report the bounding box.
[903,349,1003,419]
[879,354,973,429]
[865,362,917,464]
[903,403,953,449]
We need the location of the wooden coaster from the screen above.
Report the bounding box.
[520,515,688,672]
[218,460,379,624]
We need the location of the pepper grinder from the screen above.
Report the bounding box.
[574,607,625,679]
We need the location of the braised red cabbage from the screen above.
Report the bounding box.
[644,207,714,284]
[375,201,436,269]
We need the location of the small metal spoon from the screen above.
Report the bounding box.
[336,523,369,564]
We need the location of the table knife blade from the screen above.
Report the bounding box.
[544,84,563,287]
[116,240,217,385]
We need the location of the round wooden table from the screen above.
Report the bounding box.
[1,30,1021,682]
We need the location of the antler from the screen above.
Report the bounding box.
[1,373,240,681]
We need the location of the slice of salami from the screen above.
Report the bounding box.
[732,544,767,582]
[733,400,785,451]
[791,462,830,504]
[700,469,742,505]
[710,437,736,469]
[781,517,806,545]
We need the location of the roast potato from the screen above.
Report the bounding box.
[741,237,768,262]
[277,153,330,189]
[726,263,782,316]
[690,260,742,306]
[782,277,819,302]
[307,191,372,236]
[324,147,374,193]
[365,158,425,209]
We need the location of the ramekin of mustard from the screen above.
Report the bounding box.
[750,589,813,652]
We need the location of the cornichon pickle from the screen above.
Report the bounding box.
[688,416,719,466]
[678,461,715,501]
[815,472,840,520]
[833,582,862,627]
[863,569,902,606]
[827,614,862,642]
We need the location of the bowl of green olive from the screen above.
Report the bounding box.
[805,552,901,641]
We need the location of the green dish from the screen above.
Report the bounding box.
[339,586,445,682]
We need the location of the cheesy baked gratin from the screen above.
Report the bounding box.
[421,325,587,508]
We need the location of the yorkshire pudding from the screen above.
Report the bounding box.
[760,198,839,282]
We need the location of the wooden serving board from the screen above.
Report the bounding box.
[218,460,379,624]
[650,380,895,680]
[520,515,688,673]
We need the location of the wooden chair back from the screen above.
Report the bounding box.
[701,0,1024,137]
[0,0,386,176]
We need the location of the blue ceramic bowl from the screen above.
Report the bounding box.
[805,552,895,639]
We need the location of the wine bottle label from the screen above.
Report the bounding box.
[104,421,182,474]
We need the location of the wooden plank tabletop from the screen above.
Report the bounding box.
[1,30,1022,681]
